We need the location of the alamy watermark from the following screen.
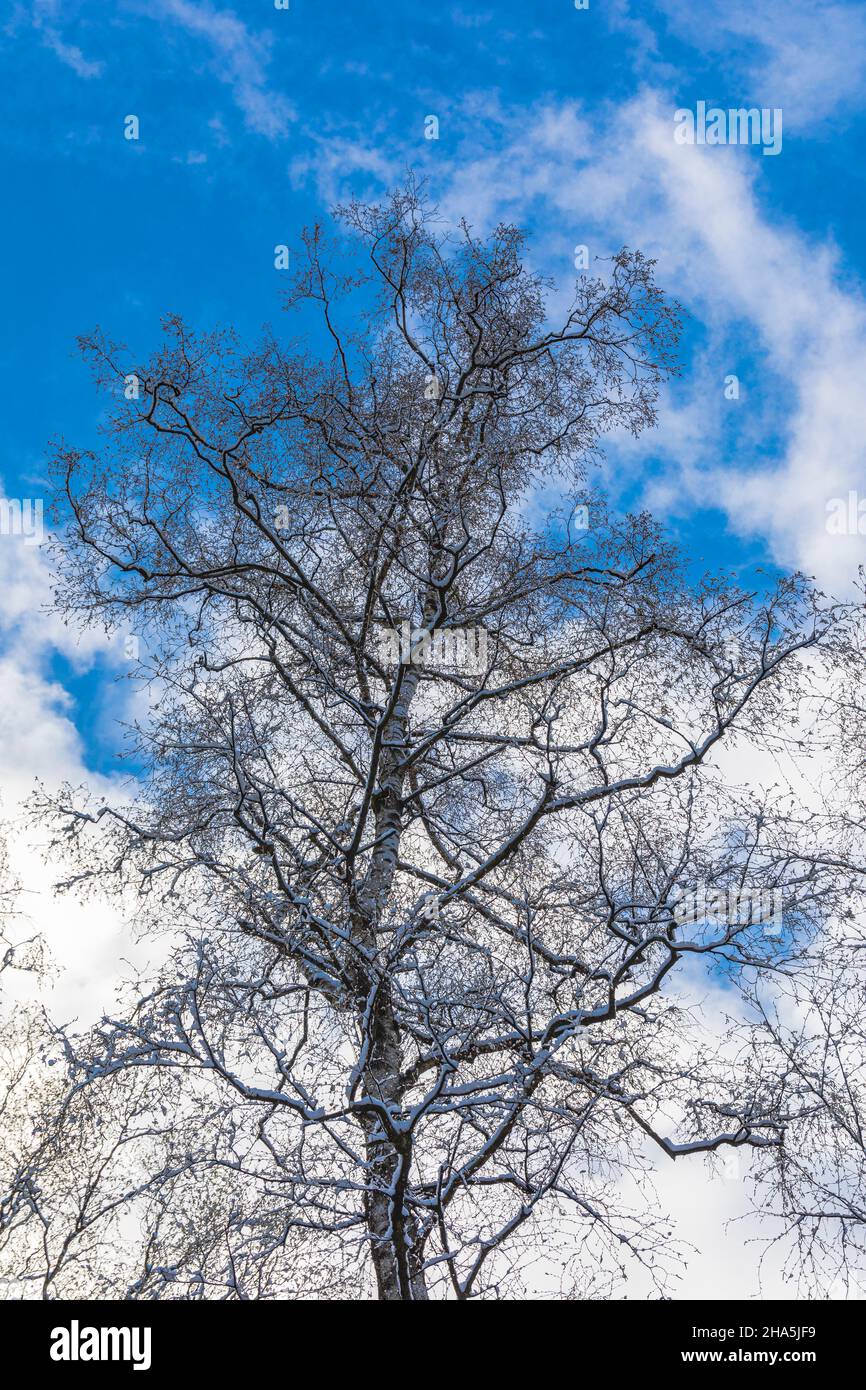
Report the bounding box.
[671,883,783,937]
[0,497,44,545]
[378,621,488,674]
[50,1320,151,1371]
[674,102,783,157]
[826,490,866,535]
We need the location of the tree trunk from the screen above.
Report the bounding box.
[361,988,429,1300]
[354,658,430,1298]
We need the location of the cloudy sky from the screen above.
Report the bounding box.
[1,0,864,1300]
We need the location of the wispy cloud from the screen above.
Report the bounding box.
[30,0,103,79]
[154,0,295,139]
[655,0,866,129]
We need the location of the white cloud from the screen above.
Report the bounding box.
[155,0,295,140]
[289,134,402,207]
[0,508,145,1023]
[305,89,866,591]
[656,0,866,129]
[618,966,795,1300]
[625,1150,790,1299]
[26,1,104,79]
[589,98,866,591]
[38,25,103,79]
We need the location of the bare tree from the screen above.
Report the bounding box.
[1,184,861,1300]
[739,624,866,1298]
[0,828,58,1301]
[741,928,866,1299]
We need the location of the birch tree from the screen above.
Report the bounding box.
[2,184,861,1300]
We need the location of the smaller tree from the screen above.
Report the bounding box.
[0,828,59,1300]
[742,931,866,1298]
[742,621,866,1298]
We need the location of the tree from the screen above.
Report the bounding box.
[0,827,58,1301]
[740,623,866,1298]
[1,184,860,1300]
[742,927,866,1298]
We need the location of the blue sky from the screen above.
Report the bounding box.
[2,0,866,778]
[0,0,864,816]
[2,0,863,1298]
